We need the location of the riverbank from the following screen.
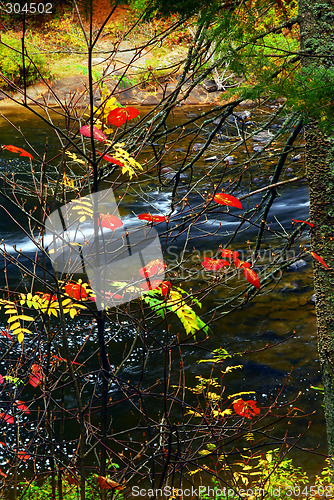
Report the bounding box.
[0,72,237,108]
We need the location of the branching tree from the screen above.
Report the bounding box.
[0,0,331,498]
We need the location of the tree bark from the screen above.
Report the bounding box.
[299,0,334,457]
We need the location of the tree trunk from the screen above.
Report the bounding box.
[299,0,334,457]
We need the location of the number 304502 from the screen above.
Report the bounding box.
[3,3,53,14]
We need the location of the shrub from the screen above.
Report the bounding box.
[0,31,48,87]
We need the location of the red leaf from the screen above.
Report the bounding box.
[98,213,123,231]
[97,152,124,167]
[0,375,4,385]
[40,293,57,302]
[2,144,33,159]
[15,401,30,414]
[107,107,139,127]
[214,193,243,209]
[97,476,125,490]
[0,469,7,477]
[310,252,330,269]
[65,283,88,300]
[0,442,6,447]
[138,213,166,223]
[29,364,43,387]
[233,399,260,419]
[0,330,12,339]
[234,259,251,268]
[139,259,165,279]
[160,281,171,297]
[243,267,261,289]
[0,413,14,424]
[140,280,162,292]
[291,219,314,227]
[79,125,107,143]
[16,451,30,461]
[220,249,239,260]
[201,257,229,271]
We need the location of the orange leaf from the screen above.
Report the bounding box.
[310,252,330,269]
[138,213,166,223]
[2,144,33,159]
[139,259,165,279]
[97,476,125,490]
[214,193,243,209]
[243,267,261,290]
[107,107,139,127]
[233,399,260,419]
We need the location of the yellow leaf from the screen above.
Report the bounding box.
[17,332,24,344]
[17,315,34,322]
[7,316,20,323]
[13,328,32,335]
[9,322,21,330]
[4,309,18,314]
[69,308,77,318]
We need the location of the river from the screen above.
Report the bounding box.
[0,103,326,488]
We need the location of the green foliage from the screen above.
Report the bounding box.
[132,0,220,19]
[19,474,123,500]
[0,32,48,86]
[236,64,334,132]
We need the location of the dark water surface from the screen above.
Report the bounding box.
[0,104,326,480]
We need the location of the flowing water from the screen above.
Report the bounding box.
[0,103,326,482]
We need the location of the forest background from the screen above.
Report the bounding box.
[0,0,333,498]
